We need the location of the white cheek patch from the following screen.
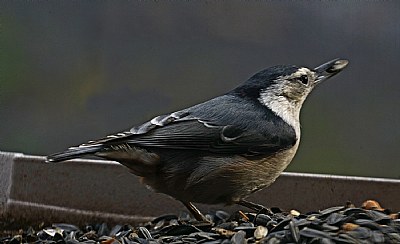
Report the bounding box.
[293,67,310,77]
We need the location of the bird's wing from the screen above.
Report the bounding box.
[47,99,297,163]
[79,110,294,156]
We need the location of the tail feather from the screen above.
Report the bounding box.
[46,145,103,162]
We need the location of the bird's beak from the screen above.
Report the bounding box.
[314,58,349,84]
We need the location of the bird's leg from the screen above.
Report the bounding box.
[181,201,209,222]
[236,199,273,215]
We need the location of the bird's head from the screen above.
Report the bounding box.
[230,58,348,128]
[232,58,348,105]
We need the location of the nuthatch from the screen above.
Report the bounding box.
[47,58,348,221]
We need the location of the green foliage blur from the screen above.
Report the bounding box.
[1,1,399,178]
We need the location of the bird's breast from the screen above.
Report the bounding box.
[181,142,300,204]
[139,140,300,205]
[232,141,300,195]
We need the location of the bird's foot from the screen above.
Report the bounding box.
[181,201,211,222]
[236,199,274,215]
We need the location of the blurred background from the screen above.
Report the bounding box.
[1,1,399,178]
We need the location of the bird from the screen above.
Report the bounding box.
[47,58,348,221]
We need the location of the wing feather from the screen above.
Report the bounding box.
[91,117,292,155]
[48,95,297,163]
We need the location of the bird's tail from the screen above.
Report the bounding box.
[46,145,103,163]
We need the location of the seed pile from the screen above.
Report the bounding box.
[1,200,399,243]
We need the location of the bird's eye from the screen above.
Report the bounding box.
[298,75,309,85]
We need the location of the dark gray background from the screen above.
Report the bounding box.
[1,1,399,178]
